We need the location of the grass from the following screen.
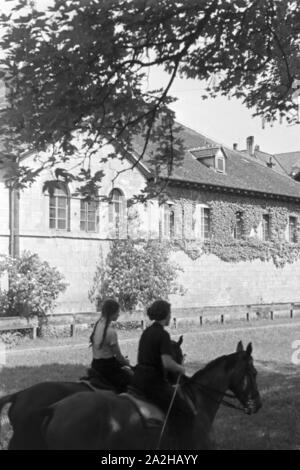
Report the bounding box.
[1,319,300,449]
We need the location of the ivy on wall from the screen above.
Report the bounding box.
[168,193,300,268]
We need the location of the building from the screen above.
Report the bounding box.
[275,151,300,181]
[1,124,300,314]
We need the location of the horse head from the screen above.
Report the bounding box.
[171,335,184,364]
[167,335,184,384]
[228,341,262,415]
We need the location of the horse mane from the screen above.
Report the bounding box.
[190,352,239,382]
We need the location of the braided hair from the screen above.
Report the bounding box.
[89,298,120,349]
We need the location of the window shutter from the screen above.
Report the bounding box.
[193,204,202,239]
[163,204,170,238]
[119,197,127,239]
[148,200,160,238]
[183,203,193,239]
[284,221,289,241]
[174,205,183,239]
[100,202,110,238]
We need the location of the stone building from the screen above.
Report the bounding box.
[1,124,300,314]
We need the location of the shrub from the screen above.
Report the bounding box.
[0,251,67,317]
[0,331,24,348]
[89,239,184,312]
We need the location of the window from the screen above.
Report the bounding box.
[289,216,297,243]
[49,183,69,230]
[233,212,243,239]
[262,214,270,241]
[80,199,98,232]
[216,156,225,173]
[202,207,211,239]
[193,205,211,239]
[108,188,126,238]
[160,204,175,239]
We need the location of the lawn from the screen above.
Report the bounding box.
[1,319,300,450]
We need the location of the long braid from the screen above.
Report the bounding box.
[98,315,110,349]
[89,319,100,347]
[89,298,120,349]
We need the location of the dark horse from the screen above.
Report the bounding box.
[41,341,262,450]
[0,336,183,450]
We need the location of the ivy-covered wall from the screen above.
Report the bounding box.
[165,186,300,268]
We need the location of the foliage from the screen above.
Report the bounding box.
[0,331,24,348]
[172,197,300,267]
[0,0,300,194]
[0,251,67,317]
[89,239,184,312]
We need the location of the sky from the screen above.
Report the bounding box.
[0,0,299,155]
[148,68,300,155]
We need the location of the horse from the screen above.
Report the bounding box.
[0,336,183,450]
[41,341,262,450]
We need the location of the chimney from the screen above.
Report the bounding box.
[254,144,260,152]
[246,136,254,156]
[233,143,238,150]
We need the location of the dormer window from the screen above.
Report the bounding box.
[189,146,226,174]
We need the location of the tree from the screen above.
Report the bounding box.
[89,239,184,312]
[0,0,300,195]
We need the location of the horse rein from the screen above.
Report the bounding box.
[194,383,245,412]
[156,373,183,450]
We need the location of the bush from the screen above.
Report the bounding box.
[0,251,67,317]
[89,239,184,312]
[0,331,24,348]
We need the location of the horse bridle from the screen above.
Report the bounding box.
[194,383,246,412]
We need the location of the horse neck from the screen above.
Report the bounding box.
[189,357,234,423]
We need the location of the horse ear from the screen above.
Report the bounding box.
[246,342,253,356]
[178,335,183,346]
[236,341,244,352]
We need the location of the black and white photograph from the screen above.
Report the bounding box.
[0,0,299,453]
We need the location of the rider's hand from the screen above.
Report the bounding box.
[123,356,130,367]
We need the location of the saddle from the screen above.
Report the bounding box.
[120,389,165,428]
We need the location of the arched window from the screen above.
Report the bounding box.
[108,188,126,238]
[49,182,70,230]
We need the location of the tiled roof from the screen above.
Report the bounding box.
[275,151,300,175]
[133,124,300,200]
[240,149,288,176]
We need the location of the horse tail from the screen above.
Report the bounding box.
[0,392,18,440]
[0,392,18,421]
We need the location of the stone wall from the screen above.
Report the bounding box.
[169,251,300,309]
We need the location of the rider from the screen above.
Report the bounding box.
[89,298,131,393]
[131,299,196,447]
